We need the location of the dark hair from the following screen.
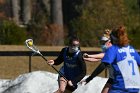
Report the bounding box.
[69,36,79,45]
[110,25,129,47]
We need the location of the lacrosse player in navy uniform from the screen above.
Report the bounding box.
[48,37,86,93]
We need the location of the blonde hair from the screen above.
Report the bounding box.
[103,29,111,39]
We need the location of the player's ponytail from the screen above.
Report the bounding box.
[110,25,129,47]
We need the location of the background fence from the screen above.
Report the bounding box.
[0,51,100,72]
[0,51,139,79]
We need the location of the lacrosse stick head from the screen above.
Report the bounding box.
[26,39,33,47]
[25,39,40,54]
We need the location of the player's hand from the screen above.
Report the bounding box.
[83,53,88,58]
[80,79,87,85]
[68,80,73,86]
[47,60,54,65]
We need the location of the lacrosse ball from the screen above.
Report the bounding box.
[28,41,33,46]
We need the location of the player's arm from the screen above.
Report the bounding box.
[83,53,104,62]
[85,62,109,83]
[84,57,101,62]
[133,49,140,66]
[53,48,65,65]
[84,53,105,59]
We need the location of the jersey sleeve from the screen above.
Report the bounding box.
[134,50,140,66]
[54,48,65,65]
[101,45,117,64]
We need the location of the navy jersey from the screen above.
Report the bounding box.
[54,47,86,85]
[102,45,140,92]
[63,48,81,81]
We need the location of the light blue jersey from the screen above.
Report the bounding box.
[102,45,140,92]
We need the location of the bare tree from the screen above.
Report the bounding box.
[51,0,63,25]
[50,0,64,45]
[22,0,31,25]
[11,0,20,25]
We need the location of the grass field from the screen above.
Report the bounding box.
[0,45,107,79]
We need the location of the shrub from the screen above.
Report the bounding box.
[0,20,27,45]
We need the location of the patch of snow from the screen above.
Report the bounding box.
[2,71,134,93]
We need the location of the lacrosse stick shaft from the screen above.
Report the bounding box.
[41,54,77,89]
[25,39,68,81]
[38,53,68,81]
[40,54,77,88]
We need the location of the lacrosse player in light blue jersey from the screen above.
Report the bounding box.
[84,26,140,93]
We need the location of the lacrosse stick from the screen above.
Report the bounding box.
[25,39,68,81]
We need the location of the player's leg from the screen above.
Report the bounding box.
[101,78,113,93]
[54,77,67,93]
[101,83,112,93]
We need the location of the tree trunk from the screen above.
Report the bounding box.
[11,0,20,25]
[50,0,64,45]
[51,0,63,25]
[22,0,31,25]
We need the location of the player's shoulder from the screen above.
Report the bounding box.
[61,47,68,53]
[62,47,68,50]
[108,44,118,51]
